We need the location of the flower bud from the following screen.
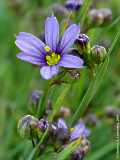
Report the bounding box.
[75,34,90,54]
[70,149,84,160]
[68,69,80,80]
[89,8,112,27]
[49,119,70,143]
[91,45,107,64]
[105,106,120,118]
[29,90,42,108]
[65,0,84,11]
[18,115,39,139]
[85,113,100,126]
[37,119,49,132]
[60,107,71,118]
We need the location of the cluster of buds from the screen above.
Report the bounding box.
[75,33,107,67]
[88,8,112,27]
[18,115,90,159]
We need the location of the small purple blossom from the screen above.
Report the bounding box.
[57,118,68,129]
[65,0,84,11]
[70,121,90,141]
[15,16,83,79]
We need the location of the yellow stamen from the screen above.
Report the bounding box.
[46,52,61,66]
[70,128,74,132]
[44,45,51,52]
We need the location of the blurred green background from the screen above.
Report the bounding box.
[0,0,120,159]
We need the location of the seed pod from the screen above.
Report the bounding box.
[75,34,90,54]
[18,115,39,139]
[91,45,107,64]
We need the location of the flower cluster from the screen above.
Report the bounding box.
[18,114,90,159]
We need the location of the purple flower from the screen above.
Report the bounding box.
[70,121,90,141]
[65,0,84,11]
[15,16,83,79]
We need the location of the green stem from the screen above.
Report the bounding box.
[37,81,51,118]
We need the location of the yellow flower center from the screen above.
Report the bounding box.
[46,52,61,66]
[44,46,61,66]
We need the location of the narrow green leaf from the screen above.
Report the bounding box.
[57,139,82,160]
[49,84,71,121]
[78,0,92,26]
[85,142,116,160]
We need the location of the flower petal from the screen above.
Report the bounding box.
[57,118,68,129]
[40,65,59,79]
[59,55,83,68]
[59,24,80,54]
[45,16,59,51]
[15,32,45,55]
[16,53,42,65]
[70,122,90,141]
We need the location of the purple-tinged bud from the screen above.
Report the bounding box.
[18,115,39,139]
[85,113,100,126]
[37,119,49,132]
[89,8,112,27]
[75,34,90,54]
[50,119,70,143]
[60,107,71,118]
[70,149,84,160]
[65,0,84,11]
[29,90,42,108]
[105,106,120,118]
[91,45,107,64]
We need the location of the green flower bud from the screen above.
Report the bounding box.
[75,34,90,54]
[18,115,39,139]
[91,45,107,64]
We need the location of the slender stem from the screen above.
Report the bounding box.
[37,82,51,118]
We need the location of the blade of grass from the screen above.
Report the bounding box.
[77,0,92,26]
[57,138,82,160]
[85,142,117,160]
[49,84,71,121]
[71,31,120,125]
[27,129,48,160]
